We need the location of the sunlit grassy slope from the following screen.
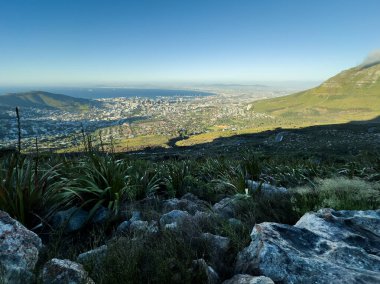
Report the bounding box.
[253,63,380,121]
[56,134,170,153]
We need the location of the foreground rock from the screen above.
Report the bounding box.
[42,258,94,284]
[235,208,380,283]
[0,210,42,283]
[223,274,274,284]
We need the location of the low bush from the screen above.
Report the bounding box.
[291,177,380,215]
[85,231,202,284]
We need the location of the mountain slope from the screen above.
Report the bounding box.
[0,91,99,111]
[253,63,380,123]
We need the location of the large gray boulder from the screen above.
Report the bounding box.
[235,208,380,283]
[42,258,94,284]
[223,274,274,284]
[0,210,42,283]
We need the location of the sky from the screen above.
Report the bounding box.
[1,0,380,87]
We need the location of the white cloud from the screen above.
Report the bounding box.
[361,49,380,67]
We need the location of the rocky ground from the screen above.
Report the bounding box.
[1,190,379,283]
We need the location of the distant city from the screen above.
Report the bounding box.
[0,85,297,151]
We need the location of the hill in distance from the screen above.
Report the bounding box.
[177,62,380,147]
[0,91,99,111]
[253,62,380,124]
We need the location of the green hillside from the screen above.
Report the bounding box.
[0,91,99,111]
[253,62,380,124]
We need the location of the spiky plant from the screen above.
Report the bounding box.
[0,154,72,229]
[129,168,161,199]
[70,155,131,218]
[214,163,247,194]
[163,161,191,197]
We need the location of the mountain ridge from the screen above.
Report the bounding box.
[0,91,99,111]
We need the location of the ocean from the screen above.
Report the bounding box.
[0,87,215,99]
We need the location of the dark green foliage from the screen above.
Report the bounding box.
[162,160,193,197]
[70,154,131,218]
[0,154,72,229]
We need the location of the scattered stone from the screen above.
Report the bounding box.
[223,274,274,284]
[116,220,131,235]
[129,210,142,222]
[181,193,211,213]
[192,259,220,284]
[42,258,94,284]
[162,193,209,214]
[52,207,89,233]
[192,211,218,228]
[159,209,191,229]
[274,131,287,142]
[213,195,248,219]
[77,245,108,269]
[201,233,231,275]
[91,206,111,224]
[246,180,287,195]
[129,220,158,235]
[235,209,380,283]
[0,210,42,284]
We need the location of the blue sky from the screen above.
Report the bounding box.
[1,0,380,86]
